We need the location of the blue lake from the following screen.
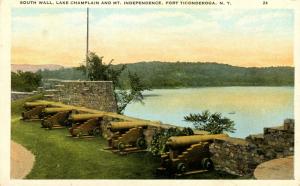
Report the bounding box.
[124,87,294,138]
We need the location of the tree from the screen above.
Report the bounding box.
[78,52,149,114]
[77,52,126,85]
[116,72,150,114]
[11,71,42,92]
[184,110,236,134]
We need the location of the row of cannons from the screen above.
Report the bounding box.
[22,100,229,177]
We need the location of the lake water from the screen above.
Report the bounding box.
[124,87,294,138]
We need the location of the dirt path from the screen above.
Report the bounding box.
[254,156,294,180]
[11,141,35,179]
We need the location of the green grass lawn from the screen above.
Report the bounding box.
[11,96,239,179]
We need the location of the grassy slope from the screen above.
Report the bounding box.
[11,96,238,179]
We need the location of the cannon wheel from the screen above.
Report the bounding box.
[92,127,101,136]
[73,128,83,138]
[38,112,46,119]
[136,137,147,149]
[41,119,47,128]
[177,162,186,173]
[21,112,26,120]
[118,142,125,151]
[45,119,53,130]
[201,158,214,170]
[48,121,53,130]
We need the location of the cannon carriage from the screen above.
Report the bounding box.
[41,107,77,129]
[21,101,52,120]
[106,121,150,154]
[157,133,229,177]
[68,113,105,138]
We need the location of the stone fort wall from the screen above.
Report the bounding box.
[209,119,294,176]
[41,79,118,113]
[11,91,35,101]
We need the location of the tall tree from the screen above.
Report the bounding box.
[78,52,149,114]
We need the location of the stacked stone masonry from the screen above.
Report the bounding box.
[41,79,118,113]
[209,119,294,176]
[11,91,35,101]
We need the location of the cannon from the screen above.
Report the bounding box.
[69,113,105,121]
[41,107,76,129]
[24,101,49,109]
[21,101,52,120]
[68,114,105,137]
[157,133,229,177]
[106,121,149,154]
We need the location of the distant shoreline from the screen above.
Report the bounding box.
[12,61,294,89]
[141,85,295,90]
[117,86,294,93]
[11,62,294,73]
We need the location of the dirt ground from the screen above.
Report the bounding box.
[254,156,294,180]
[10,141,35,179]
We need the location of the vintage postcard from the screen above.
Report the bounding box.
[0,0,299,185]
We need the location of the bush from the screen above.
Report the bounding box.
[184,110,236,134]
[149,127,194,156]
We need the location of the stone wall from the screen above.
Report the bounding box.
[209,119,294,176]
[42,80,118,113]
[41,79,62,89]
[246,119,294,160]
[11,91,35,101]
[209,137,263,176]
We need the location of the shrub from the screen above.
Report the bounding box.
[184,110,236,134]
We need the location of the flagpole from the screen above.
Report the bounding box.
[86,7,89,80]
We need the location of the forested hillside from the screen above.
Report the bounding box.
[38,62,294,88]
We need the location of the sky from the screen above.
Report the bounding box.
[11,8,294,67]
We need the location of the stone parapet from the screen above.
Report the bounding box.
[209,119,294,176]
[11,91,35,101]
[209,137,263,176]
[41,80,118,113]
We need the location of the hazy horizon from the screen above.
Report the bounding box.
[12,8,294,67]
[11,60,294,68]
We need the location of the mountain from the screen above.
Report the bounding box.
[117,62,294,87]
[37,61,294,87]
[11,64,64,72]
